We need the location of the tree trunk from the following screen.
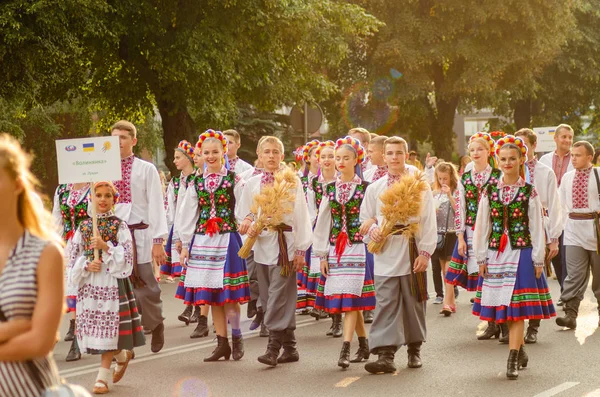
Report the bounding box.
[429,96,459,162]
[156,98,197,176]
[513,98,532,130]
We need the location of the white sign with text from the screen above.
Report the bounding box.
[55,136,121,184]
[533,126,557,153]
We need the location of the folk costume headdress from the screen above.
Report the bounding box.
[175,140,195,166]
[469,132,496,168]
[315,140,335,161]
[335,136,366,164]
[490,131,507,142]
[196,129,231,170]
[293,146,304,163]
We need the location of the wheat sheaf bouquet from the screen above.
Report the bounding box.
[238,167,298,269]
[367,171,429,254]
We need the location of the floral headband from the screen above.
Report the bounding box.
[490,131,506,142]
[175,140,195,164]
[302,140,321,162]
[469,132,495,153]
[93,181,120,204]
[495,135,528,157]
[316,140,335,160]
[335,136,366,164]
[293,146,304,162]
[197,129,228,153]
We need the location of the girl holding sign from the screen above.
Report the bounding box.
[69,181,145,394]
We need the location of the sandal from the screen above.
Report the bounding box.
[440,305,452,317]
[449,305,457,313]
[93,380,109,394]
[113,350,133,384]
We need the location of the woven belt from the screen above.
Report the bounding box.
[128,222,149,288]
[568,212,600,254]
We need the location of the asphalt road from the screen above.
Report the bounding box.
[52,276,600,397]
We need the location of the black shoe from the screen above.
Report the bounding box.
[326,318,335,336]
[64,319,75,342]
[363,310,374,324]
[506,349,519,380]
[310,308,329,320]
[557,298,564,306]
[518,345,528,369]
[365,348,396,374]
[556,315,577,329]
[477,322,500,340]
[247,300,258,319]
[338,342,351,369]
[332,314,343,338]
[525,320,539,344]
[277,329,299,363]
[190,315,209,338]
[499,323,509,344]
[258,331,283,367]
[151,323,165,353]
[204,335,231,361]
[454,287,459,299]
[259,321,269,337]
[232,335,244,361]
[189,306,201,324]
[178,305,193,326]
[350,336,370,363]
[250,308,264,331]
[470,297,475,304]
[407,342,422,368]
[65,338,81,362]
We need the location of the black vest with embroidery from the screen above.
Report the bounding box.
[461,168,501,227]
[57,184,90,241]
[79,216,121,262]
[311,177,327,212]
[193,171,237,235]
[326,181,369,245]
[487,183,533,251]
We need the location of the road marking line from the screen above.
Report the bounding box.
[583,389,600,397]
[533,382,580,397]
[335,377,361,388]
[61,318,317,379]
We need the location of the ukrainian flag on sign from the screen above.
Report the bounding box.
[83,143,95,152]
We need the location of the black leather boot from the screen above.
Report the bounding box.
[365,347,396,374]
[506,349,519,379]
[407,342,422,368]
[338,341,351,369]
[331,314,343,338]
[350,336,370,363]
[204,335,231,361]
[310,308,328,320]
[66,337,81,362]
[499,323,509,344]
[477,322,500,340]
[190,315,209,338]
[258,331,283,367]
[277,329,299,363]
[250,308,264,331]
[178,305,193,326]
[247,300,258,319]
[259,321,269,337]
[326,317,335,336]
[518,345,528,369]
[189,306,201,324]
[64,319,75,342]
[232,335,244,361]
[525,319,540,344]
[556,299,578,329]
[363,310,374,324]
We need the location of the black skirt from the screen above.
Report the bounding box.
[434,232,458,261]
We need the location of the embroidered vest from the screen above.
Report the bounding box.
[462,168,501,227]
[311,177,327,212]
[193,171,237,235]
[301,175,310,196]
[487,184,533,251]
[57,184,90,241]
[326,181,368,245]
[79,216,121,262]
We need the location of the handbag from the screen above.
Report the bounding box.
[436,194,453,251]
[0,308,91,397]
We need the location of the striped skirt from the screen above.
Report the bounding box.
[472,248,556,323]
[175,232,250,306]
[160,225,183,277]
[445,228,479,291]
[296,247,321,310]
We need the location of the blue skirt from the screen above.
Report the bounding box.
[160,226,183,277]
[445,239,479,291]
[315,250,376,314]
[472,248,556,323]
[175,233,250,306]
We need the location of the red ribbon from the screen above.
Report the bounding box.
[497,232,508,258]
[335,231,349,264]
[203,217,223,237]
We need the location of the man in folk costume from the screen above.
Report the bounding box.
[111,120,168,353]
[359,136,437,374]
[515,128,563,343]
[555,141,600,330]
[539,124,574,300]
[363,136,388,183]
[237,136,312,367]
[224,129,253,175]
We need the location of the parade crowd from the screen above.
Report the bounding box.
[1,121,599,396]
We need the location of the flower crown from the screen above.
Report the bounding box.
[176,140,195,158]
[293,146,304,163]
[335,136,366,164]
[469,132,495,153]
[490,131,506,141]
[197,129,228,153]
[302,140,321,162]
[315,140,335,160]
[93,181,120,205]
[495,135,528,157]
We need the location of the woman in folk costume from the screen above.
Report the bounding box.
[297,141,336,318]
[472,136,555,380]
[69,181,144,394]
[445,133,504,339]
[52,181,91,362]
[313,137,376,369]
[178,130,250,361]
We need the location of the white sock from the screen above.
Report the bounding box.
[114,350,129,362]
[96,367,112,383]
